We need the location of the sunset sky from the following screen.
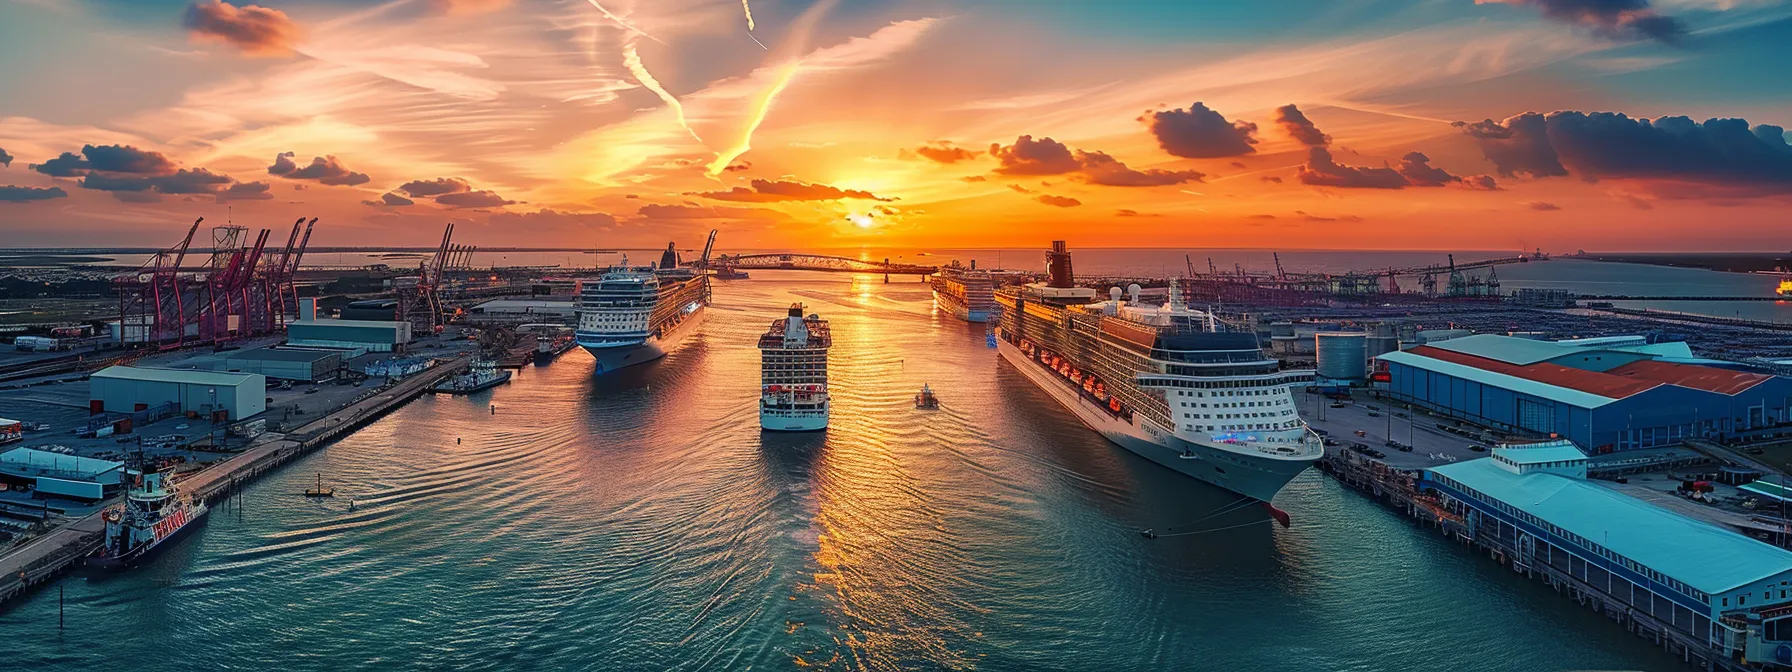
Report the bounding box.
[1,0,1789,251]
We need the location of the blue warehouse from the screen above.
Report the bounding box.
[1378,335,1792,453]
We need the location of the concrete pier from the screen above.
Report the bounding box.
[0,357,466,608]
[1317,450,1747,672]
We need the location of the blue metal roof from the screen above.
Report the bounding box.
[1424,334,1693,367]
[1432,458,1792,595]
[1493,441,1587,464]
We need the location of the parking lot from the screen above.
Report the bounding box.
[1299,390,1500,470]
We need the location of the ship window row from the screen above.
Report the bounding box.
[1182,422,1300,432]
[1153,350,1275,364]
[1176,398,1290,408]
[1170,387,1291,398]
[1182,411,1294,420]
[1148,378,1303,390]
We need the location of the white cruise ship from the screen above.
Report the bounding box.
[995,241,1321,509]
[575,243,710,375]
[758,303,830,431]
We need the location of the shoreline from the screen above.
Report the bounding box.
[1570,252,1792,275]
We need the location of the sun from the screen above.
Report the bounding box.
[847,213,875,229]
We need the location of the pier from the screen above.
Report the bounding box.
[0,357,466,609]
[1319,449,1751,671]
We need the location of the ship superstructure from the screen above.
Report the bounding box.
[995,241,1322,504]
[575,241,711,374]
[759,304,831,431]
[90,464,209,569]
[932,261,999,323]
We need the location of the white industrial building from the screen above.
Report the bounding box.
[0,447,124,501]
[90,366,266,421]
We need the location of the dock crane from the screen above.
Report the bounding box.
[1273,252,1287,282]
[1447,253,1468,297]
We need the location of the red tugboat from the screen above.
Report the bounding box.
[89,464,209,569]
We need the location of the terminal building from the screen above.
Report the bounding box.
[0,447,125,501]
[1420,442,1792,667]
[90,366,267,421]
[1378,335,1792,452]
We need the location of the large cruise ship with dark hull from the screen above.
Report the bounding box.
[995,241,1321,507]
[575,242,711,375]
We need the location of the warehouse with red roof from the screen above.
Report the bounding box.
[1377,334,1792,453]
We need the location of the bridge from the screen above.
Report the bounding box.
[706,253,938,281]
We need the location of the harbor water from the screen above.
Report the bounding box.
[3,273,1684,671]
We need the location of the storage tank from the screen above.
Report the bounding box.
[1366,335,1400,359]
[1315,332,1368,381]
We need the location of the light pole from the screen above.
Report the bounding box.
[208,387,219,449]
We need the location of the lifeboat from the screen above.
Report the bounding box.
[1108,397,1122,413]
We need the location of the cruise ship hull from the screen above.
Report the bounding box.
[934,291,991,323]
[760,408,828,432]
[997,338,1313,502]
[579,307,705,375]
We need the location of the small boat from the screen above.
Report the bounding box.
[430,358,513,394]
[914,383,940,409]
[304,472,334,498]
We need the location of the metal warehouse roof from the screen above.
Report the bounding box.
[1425,334,1689,366]
[1383,347,1646,408]
[1606,360,1772,396]
[92,365,260,386]
[1,447,125,480]
[1495,441,1587,464]
[225,347,341,363]
[1425,334,1592,365]
[1433,457,1792,595]
[1380,349,1618,408]
[289,319,406,330]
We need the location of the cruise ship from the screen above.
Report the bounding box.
[994,241,1322,507]
[932,261,999,323]
[759,304,831,431]
[90,464,209,569]
[575,242,711,374]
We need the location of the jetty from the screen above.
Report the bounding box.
[0,356,466,608]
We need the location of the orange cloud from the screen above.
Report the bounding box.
[183,1,300,57]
